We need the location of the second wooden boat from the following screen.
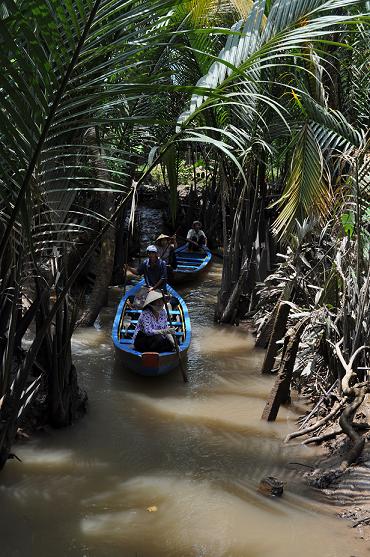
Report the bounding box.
[112,280,191,376]
[172,244,212,283]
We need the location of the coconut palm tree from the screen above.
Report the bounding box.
[0,0,368,469]
[0,0,195,468]
[174,0,369,322]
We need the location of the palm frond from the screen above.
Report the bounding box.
[272,122,330,237]
[0,0,182,259]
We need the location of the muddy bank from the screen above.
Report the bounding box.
[304,419,370,540]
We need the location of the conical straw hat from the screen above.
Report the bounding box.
[143,290,164,308]
[155,234,171,242]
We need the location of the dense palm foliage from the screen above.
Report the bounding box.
[0,0,369,468]
[0,0,188,467]
[174,0,369,322]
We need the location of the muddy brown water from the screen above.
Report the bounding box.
[0,211,366,556]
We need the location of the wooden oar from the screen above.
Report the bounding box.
[176,235,223,259]
[161,290,188,383]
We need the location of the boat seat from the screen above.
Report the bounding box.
[125,309,181,315]
[177,263,201,267]
[177,257,203,262]
[121,322,184,333]
[119,333,183,343]
[123,320,182,327]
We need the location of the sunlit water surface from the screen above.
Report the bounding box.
[0,213,365,556]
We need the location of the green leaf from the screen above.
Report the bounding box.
[341,212,355,237]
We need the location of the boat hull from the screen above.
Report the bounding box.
[112,280,191,377]
[114,346,188,376]
[171,244,212,284]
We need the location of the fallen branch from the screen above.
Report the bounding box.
[298,380,338,430]
[302,421,370,445]
[302,427,342,445]
[285,401,344,443]
[287,462,315,469]
[352,516,370,528]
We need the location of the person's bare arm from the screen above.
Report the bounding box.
[149,278,165,291]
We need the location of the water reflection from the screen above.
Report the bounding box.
[79,473,354,557]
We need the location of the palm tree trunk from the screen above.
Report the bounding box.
[48,299,86,427]
[214,168,232,321]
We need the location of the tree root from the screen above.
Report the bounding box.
[287,343,369,465]
[339,386,367,470]
[335,342,370,470]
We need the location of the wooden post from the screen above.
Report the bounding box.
[255,303,279,348]
[261,317,309,421]
[261,302,290,374]
[256,283,294,348]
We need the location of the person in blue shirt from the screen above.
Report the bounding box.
[125,245,167,291]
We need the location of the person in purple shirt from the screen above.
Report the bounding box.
[133,290,175,352]
[125,245,167,291]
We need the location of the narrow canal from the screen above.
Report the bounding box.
[0,209,364,557]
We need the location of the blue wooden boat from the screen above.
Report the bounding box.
[172,244,212,283]
[112,280,191,376]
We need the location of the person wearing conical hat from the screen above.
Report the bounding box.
[133,290,176,353]
[155,234,177,281]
